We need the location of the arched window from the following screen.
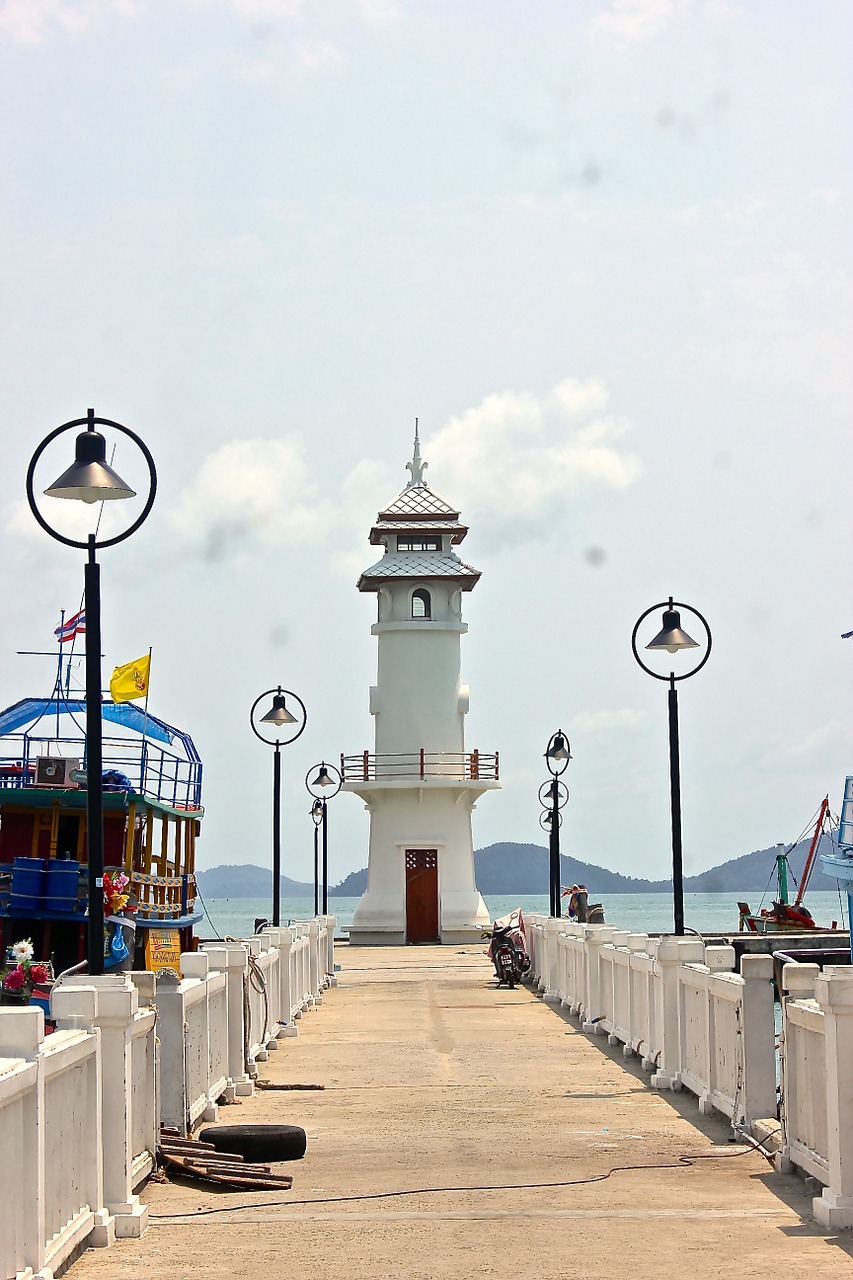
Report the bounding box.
[411,588,431,620]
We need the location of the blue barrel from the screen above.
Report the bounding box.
[45,859,80,913]
[10,857,46,912]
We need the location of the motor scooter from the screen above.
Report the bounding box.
[484,907,530,988]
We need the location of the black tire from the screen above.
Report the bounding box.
[199,1123,307,1162]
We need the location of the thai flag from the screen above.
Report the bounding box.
[55,610,85,643]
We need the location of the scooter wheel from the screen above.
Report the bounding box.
[199,1123,307,1162]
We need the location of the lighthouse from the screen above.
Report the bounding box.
[343,427,500,945]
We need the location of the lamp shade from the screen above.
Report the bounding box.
[260,693,297,727]
[645,607,699,655]
[547,732,570,762]
[312,764,335,789]
[44,429,136,504]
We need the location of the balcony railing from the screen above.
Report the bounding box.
[341,750,499,783]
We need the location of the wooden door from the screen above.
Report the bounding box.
[405,849,439,943]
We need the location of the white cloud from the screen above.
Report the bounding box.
[168,437,327,562]
[569,708,646,736]
[353,0,401,24]
[0,0,130,44]
[184,0,305,17]
[588,0,687,51]
[293,39,345,72]
[422,378,644,542]
[809,186,843,207]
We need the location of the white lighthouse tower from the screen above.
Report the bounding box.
[343,427,500,945]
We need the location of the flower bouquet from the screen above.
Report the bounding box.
[1,938,51,1003]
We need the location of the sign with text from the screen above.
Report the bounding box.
[144,927,182,975]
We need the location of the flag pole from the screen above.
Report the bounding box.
[139,647,153,794]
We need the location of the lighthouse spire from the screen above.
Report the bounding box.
[406,418,428,488]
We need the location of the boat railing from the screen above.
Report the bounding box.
[0,731,202,810]
[340,749,499,782]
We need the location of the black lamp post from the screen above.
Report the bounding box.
[310,799,324,916]
[631,597,712,936]
[26,410,157,976]
[305,761,342,915]
[250,687,307,927]
[544,731,571,918]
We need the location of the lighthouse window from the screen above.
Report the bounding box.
[397,535,441,552]
[411,589,431,619]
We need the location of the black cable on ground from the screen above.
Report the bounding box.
[149,1144,768,1221]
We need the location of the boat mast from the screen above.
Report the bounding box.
[775,845,789,905]
[793,795,830,908]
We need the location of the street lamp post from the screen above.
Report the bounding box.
[250,687,307,927]
[543,731,571,919]
[310,799,324,916]
[26,410,157,976]
[632,597,712,936]
[305,761,342,915]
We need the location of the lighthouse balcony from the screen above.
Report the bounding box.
[341,749,499,784]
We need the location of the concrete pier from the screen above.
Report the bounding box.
[69,945,850,1279]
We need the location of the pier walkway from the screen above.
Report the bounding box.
[69,945,850,1279]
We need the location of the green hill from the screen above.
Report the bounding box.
[196,832,835,900]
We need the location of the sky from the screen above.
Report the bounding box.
[0,0,850,890]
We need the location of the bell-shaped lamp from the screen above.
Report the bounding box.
[44,428,136,505]
[646,606,699,655]
[260,692,297,727]
[547,732,570,763]
[312,763,335,789]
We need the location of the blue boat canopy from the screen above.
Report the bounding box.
[0,698,174,746]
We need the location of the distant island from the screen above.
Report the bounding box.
[196,835,833,899]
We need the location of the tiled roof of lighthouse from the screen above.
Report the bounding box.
[368,424,470,545]
[358,549,481,588]
[369,483,469,545]
[358,425,481,591]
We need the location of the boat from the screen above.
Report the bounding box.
[0,650,204,989]
[737,796,839,933]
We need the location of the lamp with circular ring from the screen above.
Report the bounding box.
[250,687,307,928]
[305,761,342,916]
[26,410,157,975]
[538,779,569,810]
[539,808,563,832]
[631,597,712,936]
[543,731,572,918]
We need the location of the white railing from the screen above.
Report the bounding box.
[53,974,158,1236]
[0,918,336,1272]
[778,962,853,1229]
[529,914,777,1127]
[0,1005,112,1278]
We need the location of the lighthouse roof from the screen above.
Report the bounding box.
[358,425,481,590]
[358,549,481,592]
[369,483,469,545]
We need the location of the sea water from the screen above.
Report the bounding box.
[196,889,849,941]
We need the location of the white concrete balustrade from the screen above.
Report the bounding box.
[0,1003,112,1280]
[529,915,776,1124]
[527,912,853,1228]
[0,918,336,1274]
[779,962,853,1229]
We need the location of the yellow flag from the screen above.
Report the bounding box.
[109,654,151,704]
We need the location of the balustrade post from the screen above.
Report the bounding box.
[579,925,616,1031]
[648,936,705,1088]
[202,942,254,1096]
[813,967,853,1229]
[0,1006,48,1270]
[738,954,777,1128]
[53,975,151,1237]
